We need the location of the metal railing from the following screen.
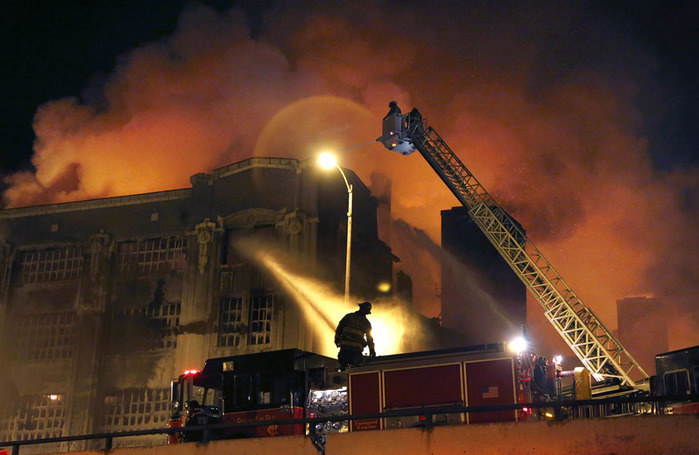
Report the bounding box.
[1,395,696,455]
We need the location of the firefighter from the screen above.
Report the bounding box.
[384,101,401,120]
[335,301,376,369]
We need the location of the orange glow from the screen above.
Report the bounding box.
[1,3,696,354]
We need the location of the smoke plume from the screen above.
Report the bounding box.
[3,1,697,351]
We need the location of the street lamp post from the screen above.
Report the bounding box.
[318,152,353,305]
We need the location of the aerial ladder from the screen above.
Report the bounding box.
[378,102,649,388]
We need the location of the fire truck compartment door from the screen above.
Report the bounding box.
[349,371,381,431]
[465,358,516,423]
[383,364,463,408]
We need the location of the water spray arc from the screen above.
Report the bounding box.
[235,238,412,358]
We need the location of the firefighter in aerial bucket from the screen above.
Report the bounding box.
[334,301,376,369]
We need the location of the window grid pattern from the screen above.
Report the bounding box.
[147,302,181,349]
[117,237,186,274]
[9,313,76,361]
[249,295,273,345]
[112,303,180,350]
[218,296,244,347]
[0,408,14,442]
[15,395,66,441]
[19,247,83,284]
[101,389,170,430]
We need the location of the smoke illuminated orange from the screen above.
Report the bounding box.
[1,2,696,354]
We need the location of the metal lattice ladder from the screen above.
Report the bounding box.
[411,124,647,386]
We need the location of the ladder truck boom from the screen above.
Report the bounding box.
[378,103,648,387]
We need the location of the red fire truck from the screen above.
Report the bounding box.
[168,343,533,443]
[168,349,341,442]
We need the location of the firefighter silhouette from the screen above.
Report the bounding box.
[384,101,401,120]
[335,301,376,369]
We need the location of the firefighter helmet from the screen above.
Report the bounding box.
[357,301,372,314]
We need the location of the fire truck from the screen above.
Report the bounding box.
[654,345,699,414]
[168,343,534,443]
[168,349,339,442]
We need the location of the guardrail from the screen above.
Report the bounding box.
[1,395,696,455]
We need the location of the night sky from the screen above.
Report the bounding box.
[1,1,696,174]
[1,0,697,354]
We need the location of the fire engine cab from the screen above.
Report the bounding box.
[168,349,341,442]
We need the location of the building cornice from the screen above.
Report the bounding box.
[0,189,192,219]
[0,156,313,220]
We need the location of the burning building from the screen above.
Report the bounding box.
[440,206,527,344]
[0,157,397,447]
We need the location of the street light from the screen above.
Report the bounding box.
[317,152,353,305]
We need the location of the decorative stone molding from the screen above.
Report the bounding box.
[0,241,12,291]
[223,208,280,231]
[88,232,112,283]
[284,210,307,236]
[195,219,219,274]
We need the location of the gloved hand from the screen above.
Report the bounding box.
[369,348,376,358]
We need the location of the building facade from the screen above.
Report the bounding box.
[616,296,669,376]
[0,157,394,447]
[440,206,526,345]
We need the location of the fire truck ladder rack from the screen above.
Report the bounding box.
[406,121,648,387]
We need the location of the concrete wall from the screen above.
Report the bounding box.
[38,415,698,455]
[328,415,699,455]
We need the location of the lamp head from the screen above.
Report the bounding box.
[317,152,338,170]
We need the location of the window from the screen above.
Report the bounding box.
[235,374,253,409]
[664,370,691,395]
[249,295,273,345]
[225,225,277,265]
[110,303,180,351]
[220,266,247,294]
[101,389,170,430]
[218,296,244,347]
[19,247,83,284]
[117,237,186,274]
[9,313,75,360]
[146,301,181,349]
[15,394,66,441]
[222,371,291,413]
[0,407,14,442]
